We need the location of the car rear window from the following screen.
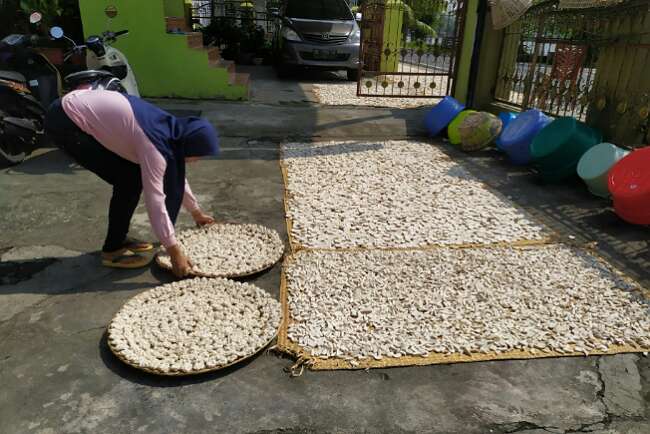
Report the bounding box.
[285,0,352,21]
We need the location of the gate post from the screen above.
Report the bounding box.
[381,0,405,73]
[453,0,479,104]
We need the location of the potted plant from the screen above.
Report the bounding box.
[239,25,265,65]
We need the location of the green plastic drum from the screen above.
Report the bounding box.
[530,117,603,182]
[447,110,477,146]
[577,142,629,198]
[458,112,503,152]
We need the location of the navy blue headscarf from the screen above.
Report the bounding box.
[125,95,220,223]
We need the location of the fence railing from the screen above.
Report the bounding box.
[190,0,277,34]
[494,0,650,145]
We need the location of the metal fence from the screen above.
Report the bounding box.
[494,0,650,130]
[190,0,277,35]
[357,0,467,98]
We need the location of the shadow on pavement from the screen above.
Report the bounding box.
[433,143,650,288]
[5,147,83,176]
[0,252,157,295]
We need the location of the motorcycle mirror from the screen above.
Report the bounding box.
[50,26,64,39]
[355,12,363,21]
[29,12,43,24]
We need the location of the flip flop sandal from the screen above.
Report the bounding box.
[122,237,154,253]
[102,249,153,269]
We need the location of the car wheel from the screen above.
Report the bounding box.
[346,69,359,82]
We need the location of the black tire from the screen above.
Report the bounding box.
[0,134,26,167]
[346,69,360,82]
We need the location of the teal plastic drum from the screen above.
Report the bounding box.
[577,143,629,198]
[530,117,603,182]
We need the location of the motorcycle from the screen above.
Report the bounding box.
[51,26,131,94]
[84,30,139,97]
[0,12,59,165]
[50,26,139,96]
[0,12,137,166]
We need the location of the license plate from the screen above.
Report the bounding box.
[312,49,338,60]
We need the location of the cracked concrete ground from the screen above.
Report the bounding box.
[1,85,649,433]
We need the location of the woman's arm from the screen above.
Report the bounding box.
[134,135,193,277]
[137,146,177,248]
[184,179,215,226]
[183,180,200,213]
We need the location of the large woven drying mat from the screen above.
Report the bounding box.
[108,278,282,375]
[157,223,285,277]
[278,246,649,370]
[281,141,551,250]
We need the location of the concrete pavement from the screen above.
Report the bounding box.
[1,91,649,433]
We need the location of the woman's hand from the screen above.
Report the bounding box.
[191,209,215,227]
[167,244,193,278]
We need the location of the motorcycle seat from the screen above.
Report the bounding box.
[64,70,114,85]
[0,70,26,84]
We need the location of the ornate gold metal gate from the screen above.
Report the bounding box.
[357,0,467,98]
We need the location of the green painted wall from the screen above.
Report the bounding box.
[163,0,185,17]
[453,0,478,104]
[78,0,247,99]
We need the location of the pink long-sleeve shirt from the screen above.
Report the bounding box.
[62,89,199,248]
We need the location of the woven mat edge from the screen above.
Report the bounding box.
[277,143,650,370]
[277,250,650,372]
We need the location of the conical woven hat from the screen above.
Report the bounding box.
[489,0,533,30]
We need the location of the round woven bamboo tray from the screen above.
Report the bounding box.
[156,223,285,278]
[108,332,278,376]
[107,278,282,376]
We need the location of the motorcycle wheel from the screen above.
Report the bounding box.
[0,136,26,167]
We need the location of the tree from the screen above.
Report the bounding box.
[357,0,448,40]
[19,0,64,23]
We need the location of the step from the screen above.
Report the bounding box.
[211,59,235,74]
[229,72,250,87]
[186,32,203,49]
[165,16,191,33]
[207,47,221,64]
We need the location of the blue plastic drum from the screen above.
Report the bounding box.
[424,96,465,137]
[499,109,552,165]
[495,112,518,151]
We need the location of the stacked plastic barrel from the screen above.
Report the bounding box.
[424,96,649,225]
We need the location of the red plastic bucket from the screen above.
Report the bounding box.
[608,146,650,225]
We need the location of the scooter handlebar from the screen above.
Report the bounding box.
[103,30,129,42]
[64,44,86,61]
